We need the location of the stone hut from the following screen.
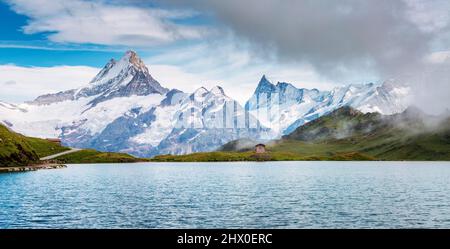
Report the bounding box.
[255,144,266,153]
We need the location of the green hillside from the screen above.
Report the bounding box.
[0,123,40,166]
[52,149,148,164]
[0,124,73,167]
[0,123,70,166]
[279,106,450,160]
[151,151,374,162]
[23,137,70,158]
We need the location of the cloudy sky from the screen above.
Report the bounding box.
[1,0,449,109]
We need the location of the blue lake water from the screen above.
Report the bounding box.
[1,161,450,228]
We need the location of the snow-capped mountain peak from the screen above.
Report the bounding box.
[188,86,230,105]
[276,81,295,90]
[210,86,226,96]
[89,50,149,86]
[254,75,277,94]
[191,87,209,100]
[89,58,116,84]
[28,50,168,107]
[75,51,169,106]
[126,50,148,72]
[85,50,165,92]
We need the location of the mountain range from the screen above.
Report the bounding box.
[0,51,412,157]
[246,75,410,135]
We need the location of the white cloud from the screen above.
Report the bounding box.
[149,64,207,92]
[0,41,125,52]
[426,50,450,64]
[0,65,99,103]
[6,0,208,46]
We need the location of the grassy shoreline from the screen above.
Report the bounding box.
[150,151,376,162]
[49,149,149,164]
[0,163,66,173]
